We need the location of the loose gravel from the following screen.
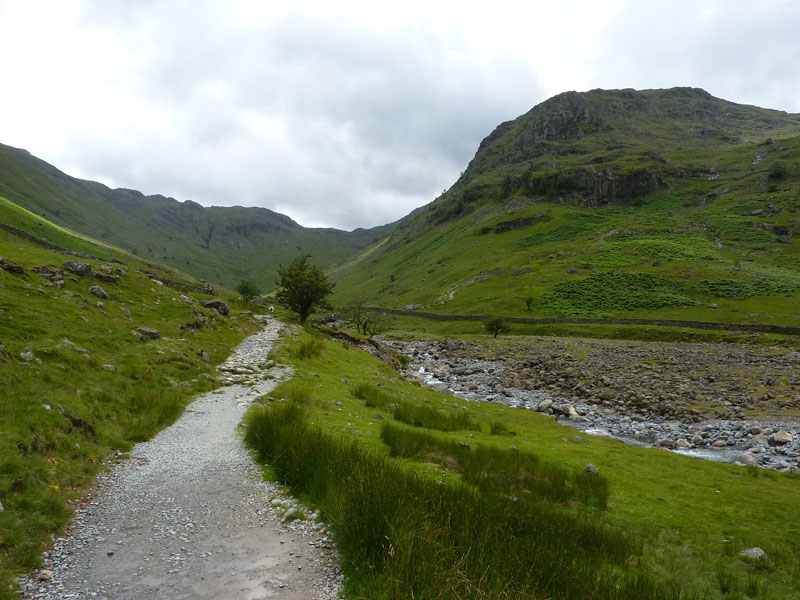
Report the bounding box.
[19,317,342,599]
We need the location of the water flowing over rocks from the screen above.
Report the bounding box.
[383,336,800,471]
[18,317,341,600]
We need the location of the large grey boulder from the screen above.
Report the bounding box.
[201,299,229,315]
[768,431,792,446]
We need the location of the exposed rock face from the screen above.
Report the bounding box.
[201,299,229,315]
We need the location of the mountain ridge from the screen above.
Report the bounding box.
[0,141,399,290]
[330,87,800,331]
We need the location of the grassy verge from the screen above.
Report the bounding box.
[0,220,261,596]
[380,314,800,348]
[245,328,800,599]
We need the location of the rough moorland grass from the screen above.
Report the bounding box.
[540,272,699,317]
[0,221,259,598]
[244,401,683,600]
[252,329,800,598]
[381,422,609,508]
[353,383,480,431]
[392,401,480,432]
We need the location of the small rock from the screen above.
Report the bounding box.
[739,547,768,561]
[102,364,116,372]
[583,463,599,475]
[38,569,53,582]
[89,285,108,299]
[137,327,160,339]
[180,294,194,304]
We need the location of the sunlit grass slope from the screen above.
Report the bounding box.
[331,89,800,330]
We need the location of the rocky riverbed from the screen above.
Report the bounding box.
[382,336,800,471]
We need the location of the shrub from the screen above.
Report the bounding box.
[768,160,788,180]
[485,317,510,338]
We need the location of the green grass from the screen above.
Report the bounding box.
[244,328,800,599]
[0,206,261,597]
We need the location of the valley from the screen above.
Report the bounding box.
[2,86,800,599]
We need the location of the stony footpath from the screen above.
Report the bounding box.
[18,318,342,600]
[384,336,800,471]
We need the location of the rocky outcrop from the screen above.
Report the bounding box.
[200,299,229,315]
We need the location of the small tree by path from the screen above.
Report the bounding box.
[236,280,260,303]
[275,255,335,324]
[485,317,510,338]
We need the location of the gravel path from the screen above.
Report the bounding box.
[19,317,342,599]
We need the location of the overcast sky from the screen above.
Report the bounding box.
[1,0,799,230]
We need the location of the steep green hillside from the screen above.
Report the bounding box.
[331,88,800,329]
[0,143,395,291]
[0,196,261,597]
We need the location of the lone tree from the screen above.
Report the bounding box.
[235,280,260,303]
[485,317,510,338]
[524,296,534,311]
[344,297,390,337]
[275,255,335,324]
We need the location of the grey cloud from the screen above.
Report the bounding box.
[67,3,544,229]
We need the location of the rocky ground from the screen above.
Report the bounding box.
[18,318,342,600]
[382,336,800,471]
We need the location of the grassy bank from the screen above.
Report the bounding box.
[0,202,261,596]
[245,327,800,599]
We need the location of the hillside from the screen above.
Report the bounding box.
[0,142,396,291]
[331,87,800,330]
[0,195,267,596]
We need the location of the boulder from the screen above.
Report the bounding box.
[94,272,120,284]
[63,260,92,276]
[89,285,108,299]
[535,399,553,413]
[734,453,759,468]
[690,434,704,446]
[768,430,792,446]
[180,294,194,304]
[656,438,677,449]
[201,299,229,315]
[739,547,768,561]
[583,463,599,475]
[137,327,160,339]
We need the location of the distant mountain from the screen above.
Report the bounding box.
[0,142,398,290]
[332,87,800,328]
